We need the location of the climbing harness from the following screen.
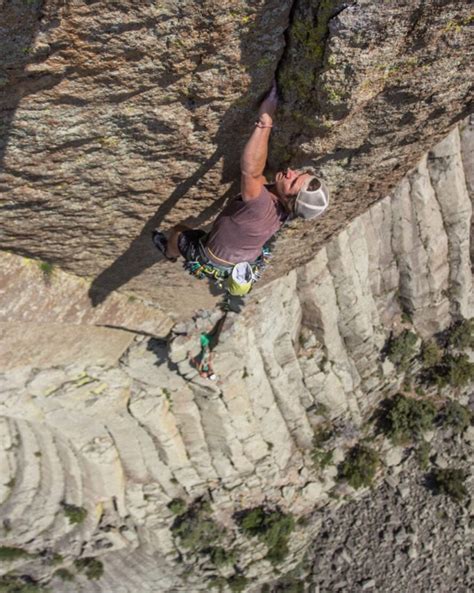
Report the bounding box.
[183,240,272,296]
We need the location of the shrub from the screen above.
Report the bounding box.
[74,557,104,580]
[382,394,436,444]
[227,575,249,593]
[273,579,306,593]
[339,445,379,489]
[0,576,48,593]
[167,498,187,516]
[237,507,295,565]
[445,318,474,350]
[53,569,74,581]
[49,553,63,565]
[432,468,468,503]
[171,500,221,552]
[441,401,472,433]
[311,424,334,469]
[311,449,333,469]
[208,575,249,593]
[208,546,236,567]
[386,330,418,370]
[61,502,87,525]
[416,440,431,470]
[426,353,474,388]
[420,340,442,367]
[0,547,30,561]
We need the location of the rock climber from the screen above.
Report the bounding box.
[152,81,329,294]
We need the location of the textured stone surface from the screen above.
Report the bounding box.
[296,427,473,593]
[0,0,472,318]
[0,322,134,370]
[0,126,472,592]
[0,251,173,334]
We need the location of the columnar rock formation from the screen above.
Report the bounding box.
[0,0,472,318]
[0,124,472,592]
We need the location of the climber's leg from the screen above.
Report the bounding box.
[167,224,192,259]
[152,224,191,261]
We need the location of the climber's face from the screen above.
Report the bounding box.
[274,168,312,198]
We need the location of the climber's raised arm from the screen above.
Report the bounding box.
[240,81,278,200]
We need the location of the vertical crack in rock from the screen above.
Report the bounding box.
[271,0,354,166]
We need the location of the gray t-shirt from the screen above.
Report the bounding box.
[204,185,286,265]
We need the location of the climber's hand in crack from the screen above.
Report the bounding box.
[257,79,278,125]
[240,80,279,200]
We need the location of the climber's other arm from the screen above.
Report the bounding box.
[240,81,278,200]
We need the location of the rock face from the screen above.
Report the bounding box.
[0,125,472,592]
[0,0,472,318]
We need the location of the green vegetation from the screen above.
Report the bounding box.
[61,502,87,525]
[279,0,343,103]
[74,557,104,580]
[311,423,334,469]
[416,440,431,470]
[432,468,468,503]
[420,340,442,367]
[226,575,249,593]
[271,579,306,593]
[53,568,74,581]
[162,388,173,410]
[49,553,63,566]
[425,353,474,388]
[171,499,221,553]
[210,575,249,593]
[167,498,187,516]
[445,318,474,350]
[38,261,54,279]
[312,448,333,469]
[0,576,48,593]
[441,400,472,433]
[208,546,236,567]
[382,394,436,445]
[385,330,418,370]
[339,445,379,489]
[237,506,295,564]
[0,547,31,561]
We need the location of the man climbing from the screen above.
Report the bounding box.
[153,81,329,294]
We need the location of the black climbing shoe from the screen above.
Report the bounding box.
[152,230,177,262]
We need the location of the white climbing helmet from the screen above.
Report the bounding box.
[295,176,330,219]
